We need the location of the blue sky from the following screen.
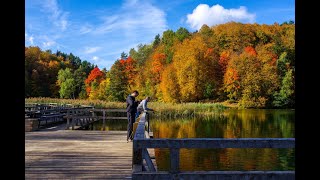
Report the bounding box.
[25,0,295,70]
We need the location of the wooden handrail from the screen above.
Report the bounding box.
[66,108,127,130]
[132,112,295,179]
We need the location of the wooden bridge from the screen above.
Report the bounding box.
[25,105,295,179]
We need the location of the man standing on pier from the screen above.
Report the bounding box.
[126,90,139,142]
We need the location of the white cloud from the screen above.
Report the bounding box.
[186,4,255,30]
[79,25,93,34]
[29,36,34,45]
[42,0,69,31]
[43,41,56,47]
[92,56,99,61]
[94,0,167,38]
[25,33,34,45]
[84,47,101,54]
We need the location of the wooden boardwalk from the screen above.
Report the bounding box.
[25,127,134,179]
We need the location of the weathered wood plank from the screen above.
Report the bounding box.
[132,171,295,180]
[170,148,179,173]
[25,130,132,179]
[65,116,127,120]
[143,149,156,172]
[135,138,295,149]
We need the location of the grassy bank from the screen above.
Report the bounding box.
[26,97,231,117]
[26,97,125,108]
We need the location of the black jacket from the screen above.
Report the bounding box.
[126,95,138,113]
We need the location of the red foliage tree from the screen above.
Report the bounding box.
[85,67,105,94]
[123,57,137,88]
[244,46,257,56]
[151,53,166,82]
[219,51,231,73]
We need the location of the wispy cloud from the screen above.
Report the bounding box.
[93,0,167,38]
[92,56,99,61]
[25,33,34,45]
[37,35,57,48]
[84,47,101,54]
[26,0,167,70]
[79,24,93,34]
[41,0,69,31]
[186,4,255,30]
[43,41,56,48]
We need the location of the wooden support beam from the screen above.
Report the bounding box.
[170,148,179,173]
[102,110,106,131]
[143,149,156,172]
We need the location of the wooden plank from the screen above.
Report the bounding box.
[132,171,295,180]
[25,130,132,179]
[132,145,142,173]
[134,113,146,140]
[106,117,128,120]
[170,148,179,173]
[102,110,106,130]
[65,116,127,120]
[143,149,156,172]
[92,109,127,112]
[135,138,295,149]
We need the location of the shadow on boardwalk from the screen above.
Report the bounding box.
[25,125,133,179]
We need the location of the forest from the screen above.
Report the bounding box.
[25,21,295,108]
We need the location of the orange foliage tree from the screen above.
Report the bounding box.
[123,57,137,90]
[151,53,166,83]
[159,64,180,102]
[85,67,105,97]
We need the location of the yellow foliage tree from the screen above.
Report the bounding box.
[159,64,180,102]
[172,35,219,102]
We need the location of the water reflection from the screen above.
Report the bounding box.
[152,109,295,171]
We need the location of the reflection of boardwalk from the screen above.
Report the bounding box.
[25,130,133,179]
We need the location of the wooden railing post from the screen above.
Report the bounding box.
[71,109,75,130]
[102,110,106,131]
[66,109,70,130]
[133,141,143,173]
[170,148,180,173]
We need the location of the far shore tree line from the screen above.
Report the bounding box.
[25,21,295,108]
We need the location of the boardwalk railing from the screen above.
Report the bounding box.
[25,103,81,129]
[66,108,127,130]
[132,112,295,180]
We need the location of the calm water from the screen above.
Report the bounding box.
[152,109,295,171]
[91,109,295,171]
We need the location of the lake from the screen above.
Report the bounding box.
[91,109,295,171]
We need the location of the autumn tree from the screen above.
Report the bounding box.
[159,64,180,102]
[162,30,176,64]
[173,36,219,102]
[273,69,295,108]
[25,22,294,108]
[175,27,191,42]
[153,34,161,48]
[109,60,128,101]
[120,52,128,59]
[151,53,166,83]
[85,67,105,99]
[227,46,279,108]
[57,68,76,99]
[129,44,153,67]
[25,46,95,98]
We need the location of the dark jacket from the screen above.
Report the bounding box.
[126,95,138,113]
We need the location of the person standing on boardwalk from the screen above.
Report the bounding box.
[135,96,154,120]
[126,90,139,142]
